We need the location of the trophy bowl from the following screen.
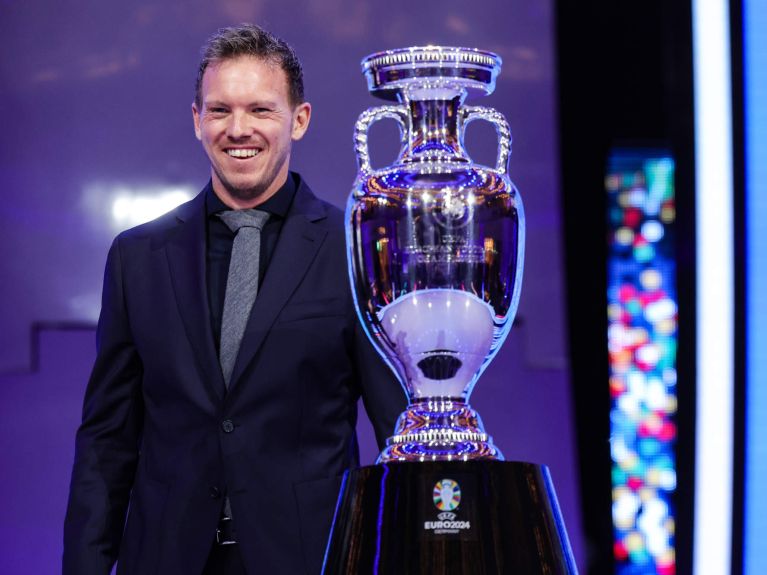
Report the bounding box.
[347,46,525,461]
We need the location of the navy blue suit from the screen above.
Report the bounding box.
[63,176,404,574]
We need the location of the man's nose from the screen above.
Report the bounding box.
[227,111,251,139]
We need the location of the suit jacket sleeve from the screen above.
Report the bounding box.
[63,237,144,575]
[353,318,407,450]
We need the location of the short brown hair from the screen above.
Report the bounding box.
[195,24,305,108]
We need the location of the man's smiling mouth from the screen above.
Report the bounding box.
[226,149,260,158]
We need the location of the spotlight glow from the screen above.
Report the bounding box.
[111,188,193,228]
[692,0,735,573]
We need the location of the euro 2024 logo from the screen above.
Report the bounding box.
[433,479,461,512]
[424,478,471,534]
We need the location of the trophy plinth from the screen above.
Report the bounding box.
[323,461,577,574]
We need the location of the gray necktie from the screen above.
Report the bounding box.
[217,209,270,388]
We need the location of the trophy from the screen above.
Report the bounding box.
[347,46,522,461]
[324,46,577,574]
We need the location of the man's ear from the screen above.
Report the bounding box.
[291,102,312,141]
[192,102,202,141]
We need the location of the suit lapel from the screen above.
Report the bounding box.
[227,181,328,392]
[165,187,226,402]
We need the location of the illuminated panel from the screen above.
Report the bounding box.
[744,0,767,572]
[606,152,677,575]
[692,0,734,571]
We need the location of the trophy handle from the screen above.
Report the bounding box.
[461,106,512,173]
[354,105,409,176]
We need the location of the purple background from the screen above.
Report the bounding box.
[0,0,581,572]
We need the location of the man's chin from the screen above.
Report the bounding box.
[215,178,270,205]
[212,167,286,206]
[228,184,267,201]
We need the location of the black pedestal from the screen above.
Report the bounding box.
[322,460,577,574]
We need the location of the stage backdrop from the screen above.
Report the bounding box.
[0,0,582,572]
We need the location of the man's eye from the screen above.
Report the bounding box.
[208,108,228,114]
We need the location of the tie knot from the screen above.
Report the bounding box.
[218,209,270,233]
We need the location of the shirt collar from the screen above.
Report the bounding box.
[205,172,297,219]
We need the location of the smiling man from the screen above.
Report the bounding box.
[192,46,310,209]
[63,25,404,575]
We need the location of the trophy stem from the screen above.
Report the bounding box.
[378,398,504,462]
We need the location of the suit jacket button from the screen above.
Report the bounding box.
[209,486,221,499]
[221,419,235,433]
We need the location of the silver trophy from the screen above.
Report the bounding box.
[325,47,575,574]
[347,46,524,462]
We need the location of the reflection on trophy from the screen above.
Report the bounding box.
[324,46,577,574]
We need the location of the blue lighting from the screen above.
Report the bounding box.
[321,471,349,574]
[373,464,390,574]
[744,0,767,572]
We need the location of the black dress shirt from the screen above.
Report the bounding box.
[205,173,298,353]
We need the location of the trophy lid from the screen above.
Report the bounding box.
[361,46,502,101]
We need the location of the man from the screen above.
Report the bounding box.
[64,24,404,575]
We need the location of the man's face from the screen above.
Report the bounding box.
[192,56,311,208]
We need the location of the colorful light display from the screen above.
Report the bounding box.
[606,153,677,575]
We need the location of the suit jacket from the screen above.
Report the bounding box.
[63,176,405,575]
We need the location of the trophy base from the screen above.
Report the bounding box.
[378,399,503,462]
[322,460,577,574]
